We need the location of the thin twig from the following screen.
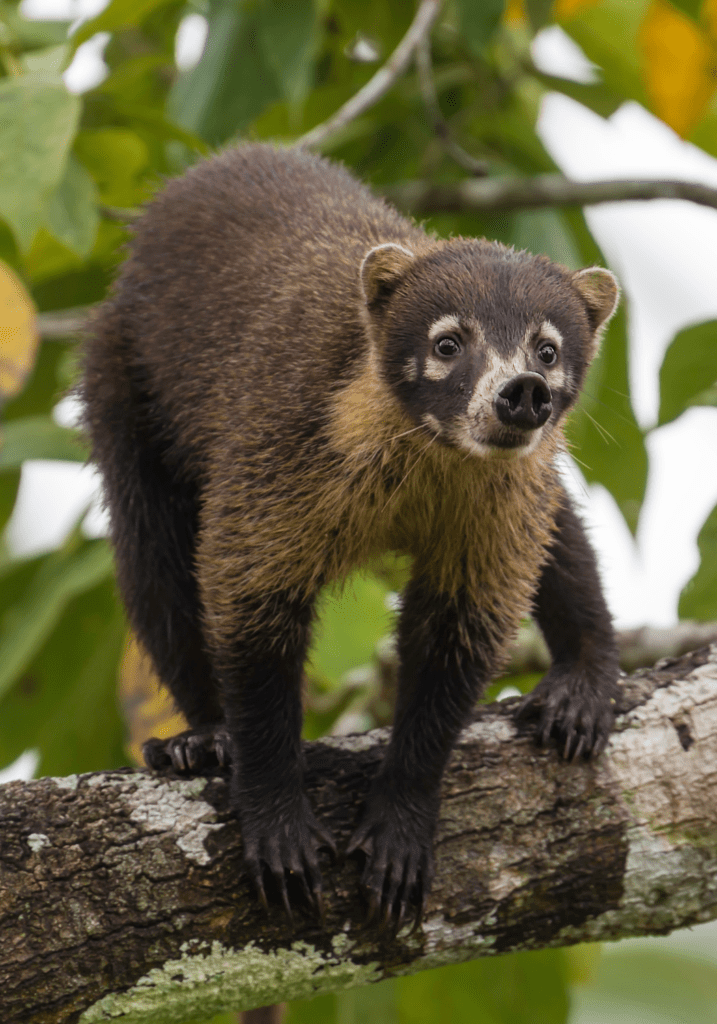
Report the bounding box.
[298,0,444,151]
[383,174,717,214]
[37,308,90,339]
[415,33,489,176]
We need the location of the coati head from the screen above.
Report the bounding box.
[360,239,619,459]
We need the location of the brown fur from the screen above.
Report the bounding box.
[81,142,619,926]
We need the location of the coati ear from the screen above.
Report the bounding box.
[572,267,620,332]
[360,243,415,309]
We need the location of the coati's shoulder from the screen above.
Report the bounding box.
[127,144,430,282]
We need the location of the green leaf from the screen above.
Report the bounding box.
[256,0,320,107]
[525,0,554,34]
[20,43,70,80]
[529,73,623,119]
[657,319,717,426]
[74,128,150,207]
[0,3,70,50]
[558,0,651,107]
[0,415,88,469]
[567,300,647,534]
[0,575,126,777]
[71,0,180,48]
[679,501,717,620]
[510,209,581,270]
[3,339,73,421]
[0,536,114,700]
[456,0,504,54]
[668,0,703,18]
[689,90,717,156]
[395,948,568,1024]
[285,993,337,1024]
[308,571,394,687]
[0,78,80,252]
[45,153,100,258]
[562,210,647,534]
[170,0,282,146]
[0,470,20,544]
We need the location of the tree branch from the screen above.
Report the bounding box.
[36,307,90,340]
[382,175,717,215]
[2,646,717,1023]
[509,620,717,675]
[415,33,489,176]
[297,0,444,151]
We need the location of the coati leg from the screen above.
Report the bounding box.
[518,490,620,759]
[112,461,227,773]
[348,573,498,932]
[82,341,225,771]
[201,584,336,917]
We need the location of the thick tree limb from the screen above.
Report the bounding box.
[2,646,717,1023]
[383,175,717,215]
[509,620,717,675]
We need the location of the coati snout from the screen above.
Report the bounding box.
[82,142,621,933]
[495,372,553,431]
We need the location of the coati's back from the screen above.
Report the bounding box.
[85,144,429,475]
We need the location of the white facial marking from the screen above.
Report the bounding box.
[424,314,463,381]
[403,357,418,381]
[427,314,462,342]
[466,346,525,421]
[538,320,563,348]
[423,413,442,434]
[423,355,454,381]
[535,320,567,391]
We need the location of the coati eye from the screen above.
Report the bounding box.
[538,343,557,365]
[434,334,461,358]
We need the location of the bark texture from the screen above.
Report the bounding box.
[2,646,717,1024]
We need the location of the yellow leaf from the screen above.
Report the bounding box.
[118,634,188,766]
[704,0,717,43]
[553,0,601,18]
[504,0,527,24]
[0,260,39,401]
[639,0,717,136]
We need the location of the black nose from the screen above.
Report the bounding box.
[495,372,552,430]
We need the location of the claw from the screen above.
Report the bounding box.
[280,882,294,925]
[365,889,381,929]
[251,866,269,913]
[563,731,574,761]
[314,889,326,927]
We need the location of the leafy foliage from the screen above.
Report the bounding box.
[2,0,717,1019]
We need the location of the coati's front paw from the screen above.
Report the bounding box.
[142,725,232,773]
[242,794,336,922]
[517,666,618,760]
[347,792,436,935]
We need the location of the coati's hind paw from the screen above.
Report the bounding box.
[517,666,618,761]
[347,792,436,936]
[242,794,336,924]
[142,725,233,773]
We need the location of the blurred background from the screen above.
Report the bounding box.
[2,0,717,1021]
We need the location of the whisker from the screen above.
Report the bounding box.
[386,424,426,444]
[583,409,618,447]
[582,391,636,428]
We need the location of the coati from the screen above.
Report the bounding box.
[82,143,620,930]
